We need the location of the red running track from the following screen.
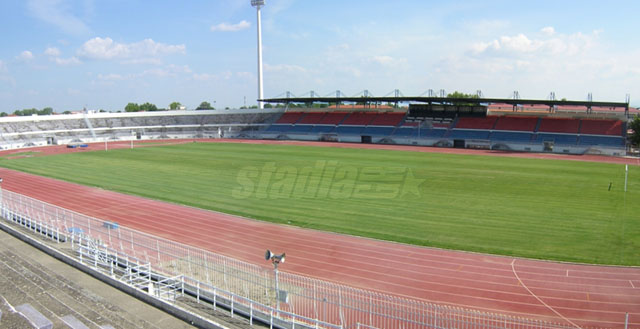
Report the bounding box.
[1,141,639,328]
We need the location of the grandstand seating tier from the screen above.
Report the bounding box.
[538,118,580,133]
[448,129,490,140]
[311,125,336,133]
[578,135,625,147]
[490,131,533,143]
[342,112,378,125]
[287,125,314,133]
[369,112,405,126]
[454,117,498,130]
[276,112,304,124]
[579,119,623,136]
[361,126,395,136]
[535,133,578,145]
[336,126,364,135]
[319,112,348,125]
[298,112,326,124]
[493,116,539,132]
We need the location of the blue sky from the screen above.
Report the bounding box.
[1,0,639,112]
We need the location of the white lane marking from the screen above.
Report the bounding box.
[512,259,582,329]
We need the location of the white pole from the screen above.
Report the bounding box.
[104,139,108,151]
[130,139,133,149]
[256,3,264,109]
[625,164,628,192]
[625,312,629,329]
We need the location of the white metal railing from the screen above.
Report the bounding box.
[0,188,577,329]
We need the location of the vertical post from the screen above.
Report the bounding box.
[625,312,629,329]
[252,0,265,109]
[130,139,133,149]
[274,262,280,311]
[624,164,628,192]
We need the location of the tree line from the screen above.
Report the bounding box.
[0,107,74,117]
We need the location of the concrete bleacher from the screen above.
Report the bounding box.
[61,315,90,329]
[16,304,53,329]
[0,110,281,149]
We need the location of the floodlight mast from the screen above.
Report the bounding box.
[251,0,265,109]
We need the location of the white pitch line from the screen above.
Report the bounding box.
[512,259,582,329]
[566,269,569,277]
[631,280,636,289]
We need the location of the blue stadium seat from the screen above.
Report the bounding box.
[420,128,447,138]
[579,135,625,147]
[490,131,533,143]
[449,129,490,140]
[336,126,364,135]
[287,125,314,133]
[311,125,336,133]
[392,127,416,137]
[265,124,292,133]
[361,126,395,136]
[535,133,578,145]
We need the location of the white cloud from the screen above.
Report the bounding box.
[44,47,61,56]
[470,30,597,57]
[193,73,218,81]
[27,0,91,35]
[96,64,192,83]
[97,73,124,81]
[541,26,555,36]
[210,20,251,32]
[78,37,186,60]
[264,63,307,73]
[54,56,81,65]
[17,51,34,61]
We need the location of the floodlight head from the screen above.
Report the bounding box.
[251,0,265,7]
[265,249,273,261]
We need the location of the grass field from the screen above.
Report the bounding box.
[1,142,638,265]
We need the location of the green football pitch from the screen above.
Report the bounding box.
[1,142,638,265]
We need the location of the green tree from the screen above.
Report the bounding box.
[63,111,72,114]
[629,115,640,147]
[41,107,53,115]
[169,101,182,110]
[447,91,479,99]
[0,112,8,117]
[139,102,158,111]
[198,101,212,110]
[125,103,140,112]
